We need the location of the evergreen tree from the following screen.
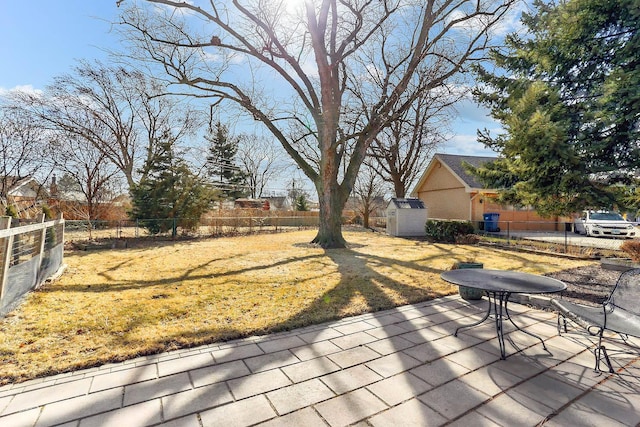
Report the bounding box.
[205,122,248,200]
[473,0,640,216]
[130,137,217,234]
[295,194,309,211]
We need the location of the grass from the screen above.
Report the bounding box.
[0,229,593,385]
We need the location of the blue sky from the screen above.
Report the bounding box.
[1,1,499,164]
[0,2,120,91]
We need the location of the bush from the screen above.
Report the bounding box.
[620,240,640,262]
[425,220,476,243]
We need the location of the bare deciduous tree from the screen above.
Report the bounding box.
[352,165,387,229]
[118,0,515,247]
[15,60,201,189]
[53,128,121,233]
[368,87,457,198]
[237,135,289,199]
[0,99,53,211]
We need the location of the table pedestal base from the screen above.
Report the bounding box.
[454,291,548,359]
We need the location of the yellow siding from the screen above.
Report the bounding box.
[415,159,564,230]
[418,188,470,220]
[415,160,471,220]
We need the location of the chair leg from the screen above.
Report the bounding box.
[594,330,614,374]
[556,314,567,335]
[601,345,614,374]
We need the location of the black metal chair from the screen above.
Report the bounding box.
[551,268,640,373]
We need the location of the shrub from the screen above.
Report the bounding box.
[620,240,640,262]
[425,220,476,243]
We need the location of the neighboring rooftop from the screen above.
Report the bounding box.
[435,153,497,190]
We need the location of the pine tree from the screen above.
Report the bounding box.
[130,136,217,234]
[473,0,640,215]
[205,123,248,201]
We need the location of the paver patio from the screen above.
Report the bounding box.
[1,295,639,426]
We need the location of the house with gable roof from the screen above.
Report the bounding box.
[410,153,566,231]
[1,176,49,218]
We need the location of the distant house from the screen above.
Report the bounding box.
[410,153,566,231]
[1,176,48,218]
[234,198,270,210]
[264,196,292,211]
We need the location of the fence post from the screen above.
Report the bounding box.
[58,212,65,244]
[36,214,47,278]
[0,217,13,302]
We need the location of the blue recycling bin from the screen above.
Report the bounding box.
[483,212,500,232]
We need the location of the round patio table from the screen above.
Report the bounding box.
[440,269,566,359]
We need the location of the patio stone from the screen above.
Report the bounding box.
[90,365,157,392]
[289,340,342,361]
[189,359,251,388]
[409,357,470,387]
[161,382,233,420]
[243,349,299,373]
[123,372,192,406]
[266,378,335,415]
[281,356,341,383]
[199,395,277,427]
[418,379,491,420]
[330,331,379,350]
[457,364,523,397]
[476,390,552,426]
[366,352,423,378]
[157,352,215,377]
[36,388,122,426]
[368,398,447,427]
[258,407,328,427]
[0,408,40,427]
[4,378,92,414]
[365,334,415,355]
[444,346,500,371]
[332,320,375,335]
[257,335,307,354]
[326,345,380,368]
[543,400,628,427]
[315,388,388,427]
[211,343,264,363]
[512,372,585,410]
[79,399,162,427]
[320,365,382,394]
[366,373,432,406]
[227,368,291,400]
[298,327,344,343]
[446,411,501,427]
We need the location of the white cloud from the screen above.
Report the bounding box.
[0,84,43,97]
[441,133,497,156]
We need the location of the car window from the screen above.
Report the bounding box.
[590,212,625,221]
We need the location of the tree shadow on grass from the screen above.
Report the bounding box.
[2,240,585,425]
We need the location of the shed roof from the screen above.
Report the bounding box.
[389,198,425,209]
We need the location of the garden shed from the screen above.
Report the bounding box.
[386,198,427,237]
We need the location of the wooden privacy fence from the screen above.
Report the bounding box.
[0,214,65,316]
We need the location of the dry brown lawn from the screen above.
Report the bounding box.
[0,229,593,385]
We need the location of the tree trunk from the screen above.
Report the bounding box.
[312,179,348,248]
[393,176,406,199]
[363,207,370,229]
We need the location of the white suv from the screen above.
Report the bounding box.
[574,211,637,238]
